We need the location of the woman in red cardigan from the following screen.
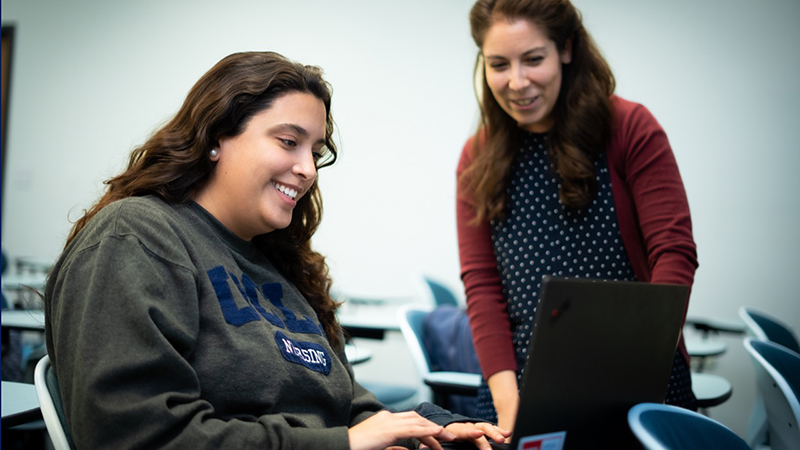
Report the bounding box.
[457,0,698,430]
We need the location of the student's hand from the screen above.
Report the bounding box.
[422,422,510,450]
[348,410,455,450]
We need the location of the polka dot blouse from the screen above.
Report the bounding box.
[490,132,635,369]
[473,132,697,420]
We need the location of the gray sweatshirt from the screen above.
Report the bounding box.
[45,196,469,449]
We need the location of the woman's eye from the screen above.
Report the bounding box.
[313,149,328,162]
[489,62,508,70]
[280,138,297,147]
[527,56,544,64]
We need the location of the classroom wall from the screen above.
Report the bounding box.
[2,0,799,437]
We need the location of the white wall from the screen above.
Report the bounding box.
[3,0,799,437]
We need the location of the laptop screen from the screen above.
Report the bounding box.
[510,276,689,449]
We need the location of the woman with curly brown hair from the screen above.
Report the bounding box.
[457,0,698,429]
[46,51,508,450]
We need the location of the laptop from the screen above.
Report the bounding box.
[444,276,689,450]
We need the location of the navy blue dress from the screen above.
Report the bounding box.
[474,133,696,421]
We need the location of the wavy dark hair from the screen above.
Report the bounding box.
[462,0,616,221]
[64,51,344,350]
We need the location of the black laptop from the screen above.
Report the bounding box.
[445,276,689,450]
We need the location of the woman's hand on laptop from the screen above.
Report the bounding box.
[487,370,520,434]
[420,422,511,450]
[349,410,455,450]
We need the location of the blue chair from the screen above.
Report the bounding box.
[739,306,799,446]
[417,276,460,307]
[628,403,751,450]
[34,355,76,450]
[744,338,800,450]
[739,306,800,353]
[397,304,480,414]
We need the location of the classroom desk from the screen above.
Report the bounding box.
[691,372,733,409]
[13,256,54,275]
[2,274,47,309]
[685,337,728,373]
[1,274,47,292]
[424,372,482,396]
[2,297,412,338]
[685,316,746,337]
[1,381,42,428]
[685,339,727,358]
[337,299,404,340]
[339,317,399,340]
[1,309,46,332]
[344,344,373,365]
[0,306,396,345]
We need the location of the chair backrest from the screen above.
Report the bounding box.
[397,304,434,403]
[34,355,75,450]
[397,304,482,416]
[423,277,459,307]
[740,307,800,353]
[744,337,800,450]
[628,403,751,450]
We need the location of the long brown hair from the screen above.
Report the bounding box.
[462,0,616,222]
[64,51,344,350]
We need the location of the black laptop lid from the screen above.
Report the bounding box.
[510,276,689,449]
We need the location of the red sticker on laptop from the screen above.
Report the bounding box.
[516,431,566,450]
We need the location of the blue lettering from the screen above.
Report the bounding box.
[207,266,324,336]
[261,283,322,335]
[207,266,260,327]
[231,274,285,327]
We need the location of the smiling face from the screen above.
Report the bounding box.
[482,17,572,133]
[194,91,327,241]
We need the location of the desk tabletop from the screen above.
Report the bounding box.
[337,301,405,340]
[686,316,746,335]
[344,344,373,365]
[338,311,400,332]
[691,373,733,408]
[1,309,46,332]
[1,274,47,291]
[1,381,42,428]
[685,339,728,358]
[2,305,397,336]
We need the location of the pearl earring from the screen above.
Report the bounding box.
[209,149,219,157]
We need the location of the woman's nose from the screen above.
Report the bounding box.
[294,150,317,181]
[508,64,530,91]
